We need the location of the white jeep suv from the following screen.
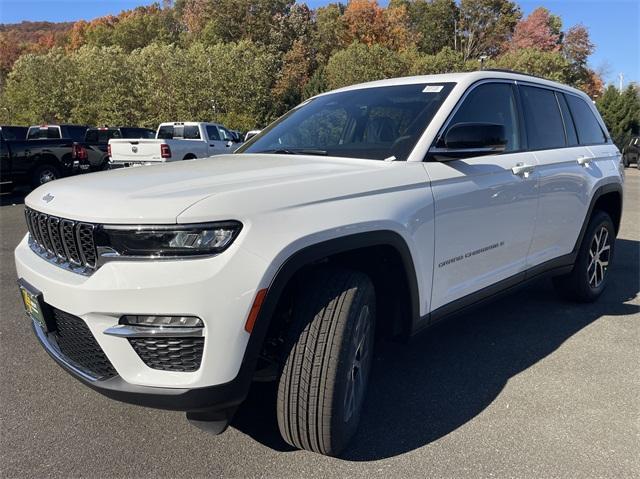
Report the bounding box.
[15,71,623,456]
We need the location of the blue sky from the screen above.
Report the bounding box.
[0,0,637,85]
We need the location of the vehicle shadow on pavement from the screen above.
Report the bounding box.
[231,238,639,460]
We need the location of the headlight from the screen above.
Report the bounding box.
[95,221,242,258]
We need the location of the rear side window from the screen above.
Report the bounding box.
[63,126,88,141]
[447,82,521,152]
[183,125,201,139]
[565,95,607,145]
[157,125,174,139]
[520,86,565,150]
[206,126,221,141]
[86,129,120,143]
[557,93,579,146]
[0,126,27,140]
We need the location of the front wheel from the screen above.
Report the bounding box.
[553,210,615,302]
[277,267,376,456]
[31,164,61,188]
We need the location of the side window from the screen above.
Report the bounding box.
[157,125,174,139]
[566,94,607,145]
[206,126,221,141]
[447,83,521,151]
[183,125,201,139]
[48,127,61,139]
[520,86,566,150]
[556,93,579,146]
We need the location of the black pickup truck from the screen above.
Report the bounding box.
[74,126,156,171]
[0,137,80,189]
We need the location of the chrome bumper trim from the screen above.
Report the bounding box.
[103,325,204,338]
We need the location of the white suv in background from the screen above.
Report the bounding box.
[15,71,623,456]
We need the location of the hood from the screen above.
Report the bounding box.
[24,154,416,224]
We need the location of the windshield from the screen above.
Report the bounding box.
[239,83,454,161]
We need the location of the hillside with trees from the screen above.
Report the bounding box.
[0,0,630,135]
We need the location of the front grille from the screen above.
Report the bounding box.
[129,337,204,372]
[52,308,117,379]
[25,207,98,274]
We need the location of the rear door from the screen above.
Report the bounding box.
[525,87,616,266]
[205,125,227,155]
[424,81,539,313]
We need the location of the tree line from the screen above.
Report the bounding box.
[0,0,636,142]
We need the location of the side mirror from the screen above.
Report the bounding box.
[431,123,507,160]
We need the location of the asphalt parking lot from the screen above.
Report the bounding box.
[0,170,638,478]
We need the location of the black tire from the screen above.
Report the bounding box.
[276,267,376,456]
[31,164,61,188]
[553,210,615,302]
[183,154,196,160]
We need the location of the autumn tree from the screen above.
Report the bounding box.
[342,0,415,50]
[509,7,561,52]
[399,0,458,55]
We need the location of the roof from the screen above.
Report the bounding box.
[320,70,587,100]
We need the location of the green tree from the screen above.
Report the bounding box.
[404,0,458,55]
[458,0,521,60]
[596,84,640,149]
[324,42,414,89]
[1,48,76,124]
[488,48,571,83]
[313,3,347,64]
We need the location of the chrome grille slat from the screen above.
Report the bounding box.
[24,207,98,275]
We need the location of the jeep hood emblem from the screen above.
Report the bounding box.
[42,193,54,203]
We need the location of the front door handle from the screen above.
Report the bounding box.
[577,155,591,166]
[512,163,535,177]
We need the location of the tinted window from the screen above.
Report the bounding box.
[520,86,566,150]
[557,93,579,146]
[27,127,61,139]
[0,126,27,140]
[157,125,174,139]
[447,82,521,151]
[120,128,155,139]
[183,125,201,139]
[206,126,221,141]
[85,129,120,143]
[63,126,88,141]
[219,126,233,141]
[566,94,607,145]
[241,83,455,161]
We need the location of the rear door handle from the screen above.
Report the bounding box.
[511,163,535,177]
[577,156,591,166]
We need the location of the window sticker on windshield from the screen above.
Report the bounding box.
[423,85,444,93]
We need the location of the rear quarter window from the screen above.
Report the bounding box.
[565,94,608,145]
[520,86,566,150]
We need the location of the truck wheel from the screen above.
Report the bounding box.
[277,267,375,456]
[553,210,615,302]
[32,164,61,187]
[183,154,196,160]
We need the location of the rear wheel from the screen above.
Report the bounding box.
[31,164,60,188]
[553,210,615,302]
[183,154,196,160]
[276,267,375,456]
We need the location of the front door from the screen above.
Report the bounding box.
[424,81,539,313]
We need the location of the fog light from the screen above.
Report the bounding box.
[120,315,203,328]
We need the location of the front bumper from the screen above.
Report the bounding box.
[31,319,251,411]
[15,233,270,408]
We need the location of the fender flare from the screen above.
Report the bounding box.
[238,230,421,377]
[572,181,623,255]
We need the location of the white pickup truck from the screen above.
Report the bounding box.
[108,122,237,167]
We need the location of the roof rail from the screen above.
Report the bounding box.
[483,68,551,81]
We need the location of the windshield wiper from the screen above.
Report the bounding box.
[256,148,328,156]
